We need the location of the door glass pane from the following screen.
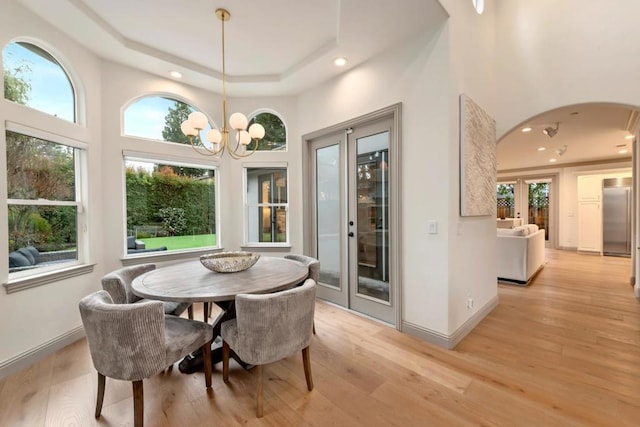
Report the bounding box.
[316,145,340,288]
[496,183,515,219]
[528,182,549,240]
[356,132,389,302]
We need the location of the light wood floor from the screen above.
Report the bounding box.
[1,249,639,426]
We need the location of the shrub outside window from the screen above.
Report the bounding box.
[2,41,75,122]
[124,156,218,255]
[244,166,288,245]
[246,112,286,151]
[6,129,83,276]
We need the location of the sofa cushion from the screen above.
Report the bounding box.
[497,227,527,236]
[9,251,32,268]
[17,247,36,264]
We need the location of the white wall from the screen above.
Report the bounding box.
[0,0,104,366]
[494,0,640,137]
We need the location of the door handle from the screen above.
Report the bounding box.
[348,232,354,237]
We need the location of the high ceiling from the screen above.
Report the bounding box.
[18,0,448,96]
[498,103,638,172]
[15,1,639,169]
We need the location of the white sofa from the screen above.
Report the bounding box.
[496,225,545,285]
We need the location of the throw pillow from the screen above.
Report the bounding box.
[9,251,32,268]
[17,248,36,265]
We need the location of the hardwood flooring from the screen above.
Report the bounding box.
[1,249,639,426]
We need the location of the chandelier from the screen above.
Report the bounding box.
[180,8,265,158]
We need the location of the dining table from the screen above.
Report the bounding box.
[131,255,309,372]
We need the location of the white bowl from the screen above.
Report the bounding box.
[200,251,260,273]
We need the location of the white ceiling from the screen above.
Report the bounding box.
[15,1,638,170]
[18,0,448,96]
[498,103,638,171]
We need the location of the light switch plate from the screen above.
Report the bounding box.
[428,220,437,234]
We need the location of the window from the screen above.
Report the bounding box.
[6,127,84,276]
[123,96,212,145]
[496,183,515,219]
[244,166,288,245]
[246,112,286,151]
[124,156,218,255]
[3,41,75,122]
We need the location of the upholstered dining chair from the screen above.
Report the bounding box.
[79,290,213,427]
[284,254,319,334]
[221,279,316,417]
[101,264,194,320]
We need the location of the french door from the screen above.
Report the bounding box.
[308,116,397,325]
[497,176,556,247]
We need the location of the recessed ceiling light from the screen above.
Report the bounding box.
[624,135,634,140]
[472,0,485,14]
[521,127,532,132]
[537,147,546,151]
[334,57,347,67]
[619,149,629,154]
[169,71,183,78]
[549,158,557,163]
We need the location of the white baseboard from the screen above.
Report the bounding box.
[0,327,85,380]
[402,295,499,350]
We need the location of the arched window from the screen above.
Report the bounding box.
[247,111,287,151]
[123,95,211,144]
[3,41,75,122]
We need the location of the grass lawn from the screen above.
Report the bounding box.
[140,234,216,251]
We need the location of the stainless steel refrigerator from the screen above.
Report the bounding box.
[602,177,632,257]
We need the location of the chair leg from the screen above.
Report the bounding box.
[203,302,209,322]
[187,305,194,320]
[95,372,105,418]
[203,340,212,389]
[256,364,263,418]
[208,303,213,318]
[302,346,313,391]
[312,321,316,335]
[132,380,144,427]
[222,340,230,382]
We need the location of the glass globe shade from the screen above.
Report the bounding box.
[229,112,248,130]
[187,111,208,130]
[236,130,251,145]
[206,129,222,144]
[180,120,197,136]
[248,123,265,139]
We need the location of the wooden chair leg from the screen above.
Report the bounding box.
[95,372,105,418]
[222,340,230,382]
[203,340,212,389]
[208,303,213,318]
[203,302,209,322]
[256,364,263,418]
[302,346,313,391]
[132,380,144,427]
[187,305,194,320]
[312,321,316,335]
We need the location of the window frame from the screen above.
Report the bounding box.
[3,122,92,293]
[242,162,290,247]
[246,109,288,152]
[122,150,222,260]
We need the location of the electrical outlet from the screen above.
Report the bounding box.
[466,298,474,309]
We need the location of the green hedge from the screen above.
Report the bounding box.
[126,170,215,236]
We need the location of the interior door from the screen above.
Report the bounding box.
[309,117,396,325]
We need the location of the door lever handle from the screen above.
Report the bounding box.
[348,232,354,237]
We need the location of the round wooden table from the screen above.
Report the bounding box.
[131,256,310,373]
[131,256,308,303]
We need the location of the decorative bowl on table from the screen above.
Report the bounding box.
[199,251,260,273]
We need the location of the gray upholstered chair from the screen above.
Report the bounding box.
[284,254,319,334]
[79,290,213,427]
[221,279,316,417]
[101,264,194,320]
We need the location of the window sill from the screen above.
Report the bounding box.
[121,247,223,266]
[3,263,96,294]
[240,244,292,252]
